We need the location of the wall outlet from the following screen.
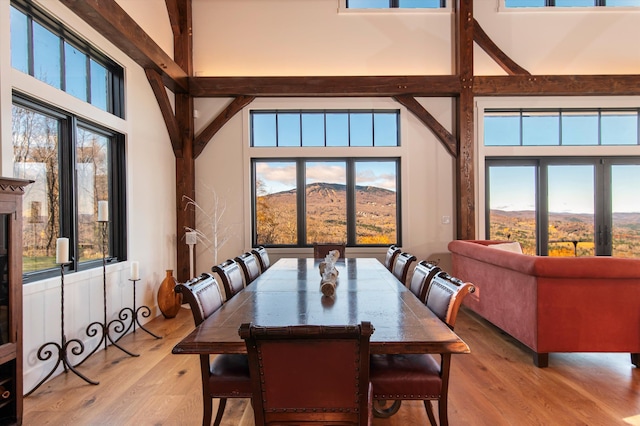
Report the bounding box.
[441,215,451,224]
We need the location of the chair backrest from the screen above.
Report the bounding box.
[392,252,416,285]
[251,246,271,272]
[239,321,374,426]
[175,273,224,326]
[212,259,245,300]
[235,252,262,285]
[408,260,442,303]
[313,242,346,259]
[424,272,475,329]
[384,245,401,272]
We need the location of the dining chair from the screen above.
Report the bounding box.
[251,246,271,272]
[392,251,417,286]
[235,251,262,285]
[239,321,374,426]
[384,245,401,272]
[313,242,346,259]
[175,273,252,426]
[369,272,475,426]
[212,259,245,300]
[408,260,442,303]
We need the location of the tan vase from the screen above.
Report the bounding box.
[157,269,182,319]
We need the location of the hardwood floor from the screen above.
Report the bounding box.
[24,306,640,425]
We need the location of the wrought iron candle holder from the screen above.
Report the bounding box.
[114,278,162,341]
[76,220,138,366]
[25,263,98,396]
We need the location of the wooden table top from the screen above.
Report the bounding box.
[173,258,470,355]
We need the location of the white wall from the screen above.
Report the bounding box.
[0,1,177,392]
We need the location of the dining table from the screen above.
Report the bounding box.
[173,257,469,356]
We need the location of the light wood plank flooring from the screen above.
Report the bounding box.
[24,306,640,425]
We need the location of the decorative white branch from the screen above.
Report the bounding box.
[182,186,238,265]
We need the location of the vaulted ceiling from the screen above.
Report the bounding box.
[59,0,640,281]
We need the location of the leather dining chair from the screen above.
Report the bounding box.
[235,251,262,286]
[313,242,346,259]
[251,246,271,272]
[239,321,374,426]
[175,273,252,426]
[408,260,442,303]
[392,251,417,286]
[384,245,401,272]
[212,259,245,300]
[369,272,475,426]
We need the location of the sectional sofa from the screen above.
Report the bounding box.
[448,239,640,368]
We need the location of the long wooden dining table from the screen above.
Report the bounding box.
[172,257,469,356]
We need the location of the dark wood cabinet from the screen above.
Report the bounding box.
[0,178,30,425]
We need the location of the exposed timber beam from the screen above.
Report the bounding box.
[473,19,530,76]
[455,0,476,241]
[169,0,195,283]
[394,95,457,158]
[194,96,256,159]
[60,0,188,93]
[165,0,183,37]
[188,76,461,97]
[474,75,640,96]
[145,69,182,156]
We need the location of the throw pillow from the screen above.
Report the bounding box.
[488,241,523,254]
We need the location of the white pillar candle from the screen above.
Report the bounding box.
[130,261,139,280]
[98,200,108,222]
[56,237,69,264]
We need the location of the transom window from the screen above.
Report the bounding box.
[505,0,640,7]
[346,0,446,8]
[251,110,400,147]
[484,109,640,146]
[10,0,124,118]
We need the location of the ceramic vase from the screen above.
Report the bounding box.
[157,269,182,318]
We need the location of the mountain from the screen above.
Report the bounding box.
[256,182,397,245]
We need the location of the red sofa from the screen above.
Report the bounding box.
[448,239,640,368]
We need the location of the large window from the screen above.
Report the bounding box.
[253,159,399,247]
[10,0,124,117]
[486,158,640,258]
[12,94,126,282]
[251,109,401,248]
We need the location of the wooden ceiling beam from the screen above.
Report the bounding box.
[145,69,182,156]
[194,96,256,159]
[188,76,461,97]
[474,75,640,96]
[473,19,530,76]
[394,95,457,158]
[60,0,188,93]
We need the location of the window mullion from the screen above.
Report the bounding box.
[62,115,77,269]
[346,159,356,246]
[297,159,307,246]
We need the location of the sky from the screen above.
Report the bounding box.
[255,161,397,195]
[489,164,640,214]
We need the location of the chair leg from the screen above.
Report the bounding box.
[438,397,449,426]
[372,400,401,418]
[212,398,227,426]
[203,396,213,426]
[423,400,438,426]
